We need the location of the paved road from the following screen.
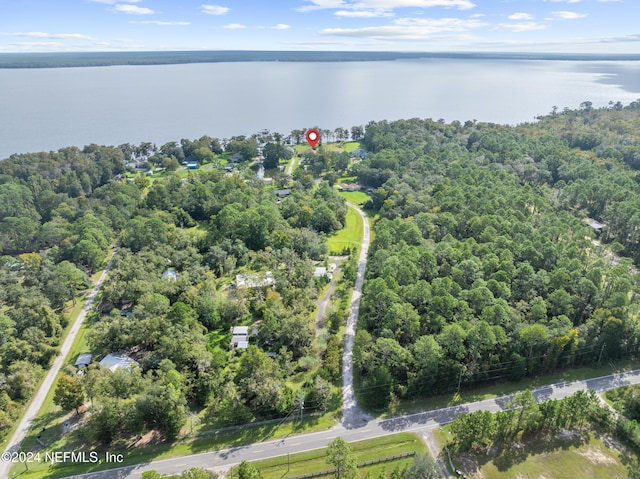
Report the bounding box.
[1,247,119,479]
[341,203,372,429]
[60,368,640,478]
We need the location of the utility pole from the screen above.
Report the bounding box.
[598,342,606,364]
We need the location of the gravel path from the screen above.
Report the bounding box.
[341,203,372,429]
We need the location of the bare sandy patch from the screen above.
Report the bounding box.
[577,446,617,465]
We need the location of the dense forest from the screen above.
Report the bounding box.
[2,100,640,448]
[353,100,640,409]
[0,136,347,444]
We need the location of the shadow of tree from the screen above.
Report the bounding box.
[457,429,590,473]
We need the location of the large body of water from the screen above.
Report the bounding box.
[1,59,639,159]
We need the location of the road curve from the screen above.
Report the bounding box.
[341,202,371,429]
[59,368,640,479]
[1,247,119,478]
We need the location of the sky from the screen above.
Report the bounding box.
[1,0,639,54]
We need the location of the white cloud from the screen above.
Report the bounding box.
[115,4,154,14]
[201,4,230,15]
[129,21,190,26]
[271,24,292,29]
[321,16,486,40]
[545,0,581,3]
[335,10,394,17]
[551,10,588,19]
[508,13,533,21]
[89,0,141,4]
[4,32,93,40]
[494,22,546,32]
[10,42,66,48]
[298,0,476,14]
[221,23,246,29]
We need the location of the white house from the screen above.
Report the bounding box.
[231,326,249,349]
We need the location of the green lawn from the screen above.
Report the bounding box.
[232,432,426,479]
[434,427,635,479]
[343,141,362,152]
[338,190,371,206]
[327,205,364,255]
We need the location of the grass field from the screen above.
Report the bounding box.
[327,205,364,255]
[434,427,636,479]
[338,190,371,206]
[232,433,427,479]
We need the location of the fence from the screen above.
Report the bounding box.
[289,451,417,479]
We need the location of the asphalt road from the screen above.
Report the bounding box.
[1,247,119,479]
[60,368,640,479]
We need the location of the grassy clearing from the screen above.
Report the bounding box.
[434,426,636,479]
[232,432,426,479]
[327,206,364,255]
[338,190,371,206]
[378,358,640,418]
[343,141,362,152]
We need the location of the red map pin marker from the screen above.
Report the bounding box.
[306,129,320,148]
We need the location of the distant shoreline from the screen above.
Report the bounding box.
[1,50,640,69]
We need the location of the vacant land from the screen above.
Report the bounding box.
[327,205,364,254]
[233,432,427,479]
[434,428,636,479]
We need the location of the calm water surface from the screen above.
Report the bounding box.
[1,59,639,159]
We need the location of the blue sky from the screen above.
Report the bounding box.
[1,0,638,53]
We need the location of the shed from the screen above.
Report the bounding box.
[74,353,93,369]
[186,160,199,170]
[99,353,138,372]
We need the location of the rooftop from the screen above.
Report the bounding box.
[99,353,138,372]
[74,353,93,368]
[235,271,275,288]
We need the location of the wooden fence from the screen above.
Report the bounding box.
[289,451,417,479]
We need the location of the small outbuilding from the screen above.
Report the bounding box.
[74,353,93,369]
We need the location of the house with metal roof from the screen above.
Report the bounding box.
[99,353,138,372]
[74,353,93,369]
